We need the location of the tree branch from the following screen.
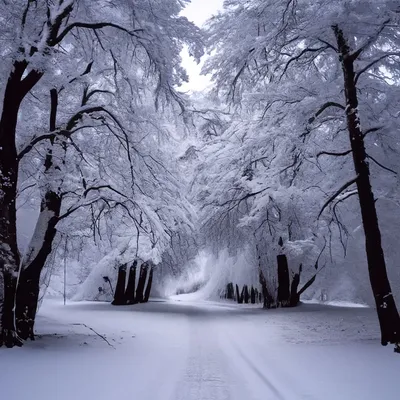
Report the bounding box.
[308,101,345,124]
[367,154,397,175]
[72,323,115,349]
[54,22,143,45]
[317,149,352,158]
[350,19,391,60]
[84,185,128,199]
[317,37,337,52]
[355,54,399,84]
[280,46,328,79]
[363,126,383,138]
[318,176,359,219]
[18,133,57,160]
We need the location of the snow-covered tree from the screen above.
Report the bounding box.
[0,0,202,347]
[203,0,400,350]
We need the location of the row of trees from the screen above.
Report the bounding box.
[1,0,399,354]
[191,0,400,352]
[111,261,154,306]
[0,0,202,348]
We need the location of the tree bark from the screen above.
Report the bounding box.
[0,61,42,347]
[277,254,290,307]
[226,282,234,300]
[250,286,256,304]
[15,89,62,340]
[15,190,61,339]
[124,261,137,304]
[334,25,400,348]
[259,269,274,309]
[236,284,243,304]
[143,267,153,303]
[243,285,250,304]
[289,273,300,307]
[135,262,148,304]
[112,264,127,305]
[0,272,23,347]
[15,268,41,341]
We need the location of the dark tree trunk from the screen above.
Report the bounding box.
[15,90,62,340]
[241,286,245,303]
[289,273,300,307]
[0,62,42,348]
[15,268,41,341]
[226,282,234,300]
[0,8,78,347]
[277,254,290,307]
[259,269,274,309]
[0,66,25,348]
[112,264,127,306]
[135,262,148,304]
[334,25,400,349]
[143,267,153,303]
[124,261,137,304]
[15,204,60,339]
[236,284,243,304]
[243,285,250,304]
[1,272,23,348]
[250,286,256,304]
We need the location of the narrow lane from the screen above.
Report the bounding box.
[1,300,399,400]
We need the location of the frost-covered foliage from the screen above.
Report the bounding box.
[0,0,203,337]
[3,0,400,325]
[191,0,400,304]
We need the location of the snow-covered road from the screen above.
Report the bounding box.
[1,300,399,400]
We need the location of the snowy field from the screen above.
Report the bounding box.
[1,299,399,400]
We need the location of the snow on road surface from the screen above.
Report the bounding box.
[1,299,399,400]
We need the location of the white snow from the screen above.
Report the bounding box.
[1,299,399,400]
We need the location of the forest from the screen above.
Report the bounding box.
[0,1,400,398]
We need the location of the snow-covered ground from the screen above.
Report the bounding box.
[1,299,399,400]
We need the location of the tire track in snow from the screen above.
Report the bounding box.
[172,312,231,400]
[221,316,318,400]
[171,306,258,400]
[228,339,285,400]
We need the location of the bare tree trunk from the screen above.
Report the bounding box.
[143,267,153,303]
[0,62,42,347]
[243,285,250,304]
[136,262,148,304]
[289,271,300,307]
[15,268,41,341]
[250,286,256,304]
[226,282,234,300]
[277,254,290,307]
[15,197,60,340]
[236,284,243,304]
[334,25,400,349]
[15,89,62,340]
[259,269,274,309]
[124,261,137,304]
[112,264,127,305]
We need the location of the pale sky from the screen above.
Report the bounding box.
[180,0,224,92]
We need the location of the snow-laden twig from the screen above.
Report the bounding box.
[72,323,116,349]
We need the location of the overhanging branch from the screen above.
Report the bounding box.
[318,176,359,219]
[355,53,400,84]
[363,126,383,138]
[54,22,144,45]
[367,154,397,175]
[308,102,345,124]
[317,149,352,158]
